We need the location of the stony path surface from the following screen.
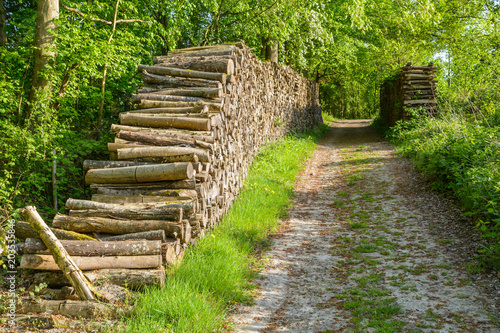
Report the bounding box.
[232,120,500,332]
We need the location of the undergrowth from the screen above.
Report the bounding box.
[387,109,500,269]
[123,123,329,332]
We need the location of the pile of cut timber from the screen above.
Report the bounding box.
[14,42,322,306]
[380,62,438,126]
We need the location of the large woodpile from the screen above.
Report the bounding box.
[380,62,438,126]
[13,42,322,315]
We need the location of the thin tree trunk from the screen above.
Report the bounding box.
[98,0,119,130]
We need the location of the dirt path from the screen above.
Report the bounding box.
[232,120,500,332]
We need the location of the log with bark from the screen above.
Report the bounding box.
[21,206,99,301]
[14,221,96,241]
[17,299,134,318]
[52,213,187,239]
[20,253,162,270]
[24,238,161,256]
[85,162,194,184]
[117,146,211,162]
[138,65,227,83]
[157,58,235,74]
[91,194,194,204]
[83,160,153,171]
[99,229,166,242]
[119,113,212,131]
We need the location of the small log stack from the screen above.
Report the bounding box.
[14,42,322,312]
[380,62,438,126]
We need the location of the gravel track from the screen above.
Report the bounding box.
[232,120,500,332]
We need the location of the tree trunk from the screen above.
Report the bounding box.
[21,206,98,301]
[266,39,278,63]
[20,253,162,270]
[0,0,6,47]
[24,238,161,256]
[27,0,59,122]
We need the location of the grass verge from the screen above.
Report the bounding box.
[123,123,329,332]
[386,110,500,269]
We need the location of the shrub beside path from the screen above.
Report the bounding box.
[232,120,500,332]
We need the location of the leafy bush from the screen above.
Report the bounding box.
[388,112,500,268]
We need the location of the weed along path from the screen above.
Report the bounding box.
[232,120,500,332]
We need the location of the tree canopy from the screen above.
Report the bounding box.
[0,0,499,218]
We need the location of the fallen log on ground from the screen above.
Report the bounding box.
[17,299,134,319]
[32,268,166,290]
[21,206,99,301]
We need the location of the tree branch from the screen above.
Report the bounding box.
[59,1,150,25]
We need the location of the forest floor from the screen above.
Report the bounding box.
[231,119,500,332]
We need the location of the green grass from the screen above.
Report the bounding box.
[123,124,329,332]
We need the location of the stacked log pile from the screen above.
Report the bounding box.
[13,42,321,314]
[380,62,438,126]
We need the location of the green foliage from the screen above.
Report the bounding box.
[388,112,500,269]
[124,126,325,332]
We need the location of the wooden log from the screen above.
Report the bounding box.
[141,71,222,88]
[92,187,197,198]
[166,44,236,55]
[20,254,162,270]
[110,124,214,143]
[120,113,211,131]
[53,213,185,238]
[153,48,235,61]
[66,198,193,214]
[90,179,197,193]
[85,162,194,185]
[83,160,153,171]
[92,194,193,204]
[157,58,235,75]
[21,206,98,301]
[403,99,437,105]
[32,269,166,289]
[127,106,208,114]
[84,268,165,289]
[18,299,134,318]
[136,100,221,112]
[24,238,161,256]
[67,207,182,222]
[14,221,96,241]
[99,230,166,242]
[152,87,222,99]
[131,93,221,105]
[117,146,211,163]
[117,131,211,149]
[139,65,226,83]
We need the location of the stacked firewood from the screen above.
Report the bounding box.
[13,42,322,307]
[380,62,438,126]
